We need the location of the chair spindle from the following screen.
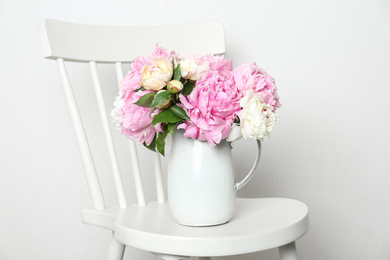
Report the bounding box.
[90,61,127,208]
[154,153,165,203]
[56,58,105,210]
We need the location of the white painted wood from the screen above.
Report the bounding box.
[114,62,146,206]
[153,253,188,260]
[128,141,146,206]
[154,153,165,204]
[107,234,125,260]
[56,58,105,210]
[90,61,127,208]
[82,207,118,230]
[113,198,309,257]
[114,62,124,84]
[279,242,298,260]
[39,19,225,63]
[82,199,308,259]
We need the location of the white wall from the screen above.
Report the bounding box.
[1,0,390,259]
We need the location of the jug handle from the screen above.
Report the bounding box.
[234,140,262,191]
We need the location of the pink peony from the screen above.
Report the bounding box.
[120,89,163,145]
[150,44,177,60]
[131,55,151,73]
[232,63,281,109]
[181,54,233,79]
[130,44,177,73]
[204,54,233,76]
[120,70,142,93]
[178,71,241,146]
[117,47,169,145]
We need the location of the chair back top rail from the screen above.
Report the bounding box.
[39,19,225,63]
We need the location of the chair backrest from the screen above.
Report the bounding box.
[39,19,226,210]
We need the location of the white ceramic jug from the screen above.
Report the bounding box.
[167,130,261,226]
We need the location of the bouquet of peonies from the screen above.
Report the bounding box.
[112,45,281,155]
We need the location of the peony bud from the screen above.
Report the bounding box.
[167,80,183,94]
[156,100,172,109]
[155,90,172,109]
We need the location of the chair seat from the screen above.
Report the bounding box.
[83,198,308,258]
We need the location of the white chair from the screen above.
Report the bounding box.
[39,19,309,260]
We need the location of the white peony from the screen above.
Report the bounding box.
[239,90,278,140]
[141,57,173,91]
[180,58,210,81]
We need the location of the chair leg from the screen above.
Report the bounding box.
[278,242,298,260]
[107,235,125,260]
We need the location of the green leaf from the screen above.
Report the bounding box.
[171,59,175,77]
[169,105,190,120]
[182,81,195,96]
[151,109,182,126]
[170,93,178,103]
[167,123,176,135]
[134,92,156,107]
[151,90,170,108]
[174,64,181,80]
[156,128,169,156]
[133,86,145,92]
[149,107,156,117]
[143,135,156,152]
